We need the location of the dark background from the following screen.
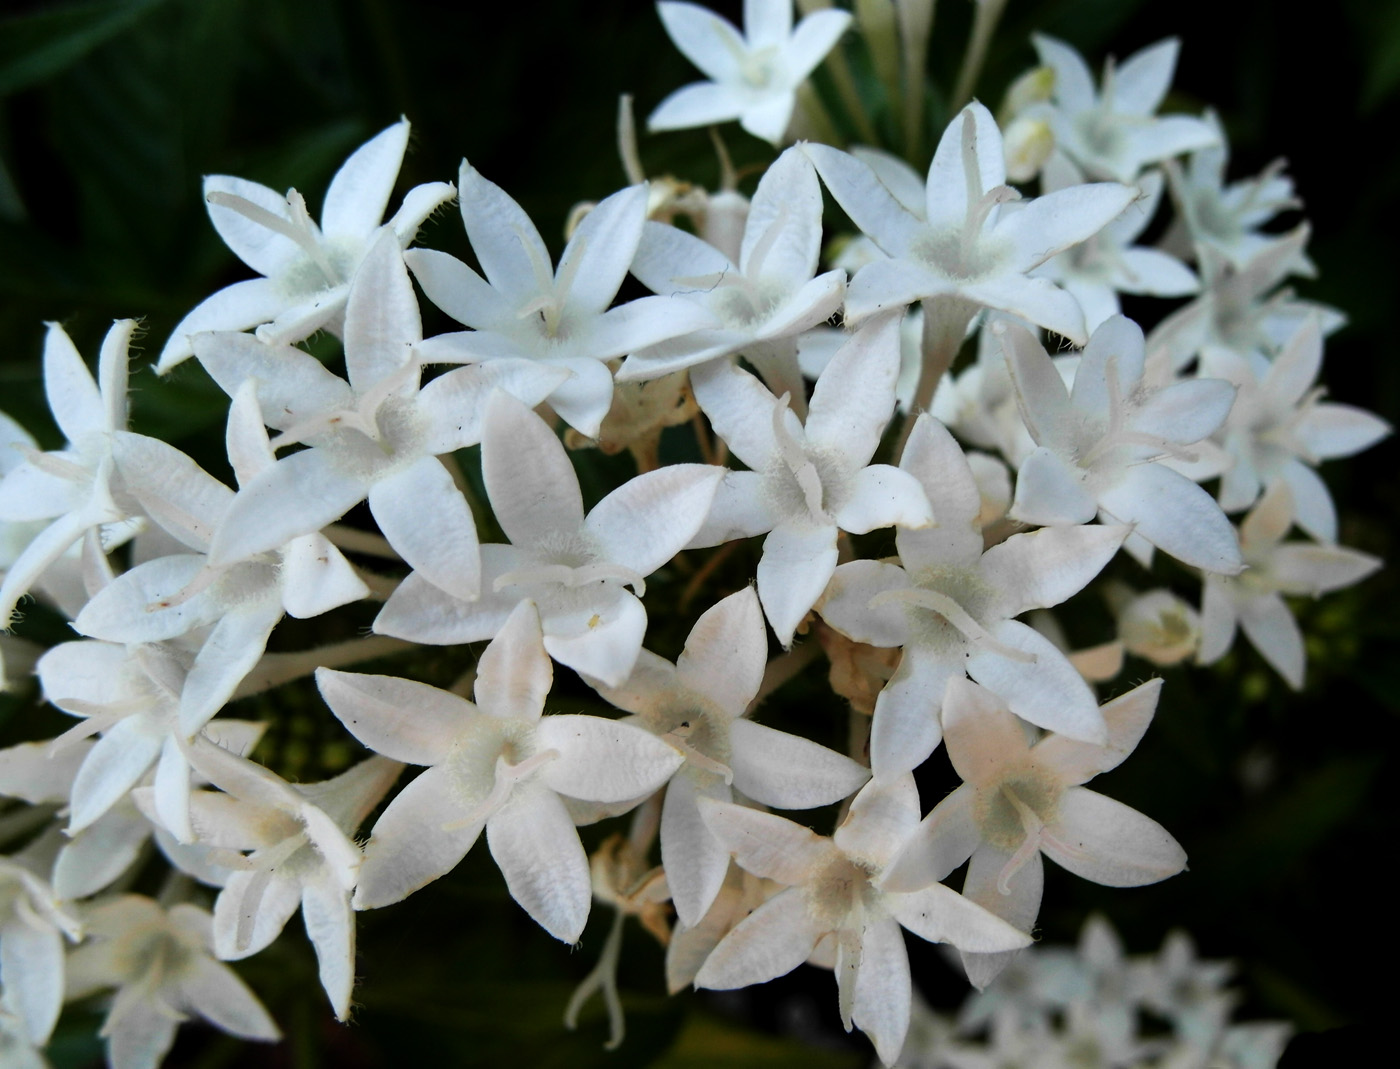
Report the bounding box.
[1,1,1396,1064]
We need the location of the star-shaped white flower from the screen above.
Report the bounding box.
[175,743,401,1021]
[192,230,564,603]
[1198,482,1380,689]
[1029,36,1219,183]
[64,896,280,1068]
[884,678,1186,989]
[648,0,853,145]
[1203,317,1390,543]
[1000,315,1243,573]
[804,104,1135,339]
[409,165,715,438]
[73,390,369,736]
[158,118,455,371]
[0,321,136,630]
[320,600,682,941]
[620,146,846,404]
[695,775,1032,1065]
[375,392,721,686]
[817,414,1123,775]
[590,587,869,925]
[1033,162,1198,333]
[688,314,934,646]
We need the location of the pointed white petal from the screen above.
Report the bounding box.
[179,955,282,1041]
[851,915,912,1066]
[966,620,1107,745]
[321,120,410,241]
[869,651,960,777]
[1,919,63,1044]
[203,174,300,277]
[978,523,1125,620]
[481,393,584,545]
[803,144,919,256]
[729,719,869,809]
[458,161,552,307]
[541,590,648,688]
[1043,786,1187,886]
[67,720,163,834]
[1098,463,1242,574]
[886,880,1034,953]
[300,879,356,1020]
[647,81,747,131]
[208,450,369,567]
[343,230,421,394]
[368,456,479,602]
[178,602,283,735]
[882,784,979,891]
[557,183,647,316]
[756,521,838,647]
[587,464,721,576]
[994,183,1136,272]
[676,587,767,716]
[536,714,682,802]
[699,798,836,885]
[693,887,823,989]
[661,772,733,928]
[356,765,485,909]
[317,669,469,765]
[486,782,592,943]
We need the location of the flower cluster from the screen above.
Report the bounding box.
[898,913,1292,1068]
[0,2,1385,1066]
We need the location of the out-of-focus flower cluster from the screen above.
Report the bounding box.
[897,914,1292,1069]
[0,2,1386,1066]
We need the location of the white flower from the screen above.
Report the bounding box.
[804,104,1134,340]
[695,775,1032,1065]
[1204,317,1390,543]
[64,896,280,1069]
[1000,315,1243,574]
[590,587,869,925]
[410,165,714,438]
[158,119,455,371]
[376,392,721,686]
[194,232,564,602]
[1033,162,1198,332]
[817,414,1122,776]
[648,0,853,145]
[1198,481,1380,688]
[1029,36,1219,183]
[620,146,846,404]
[175,743,401,1021]
[0,321,136,630]
[320,600,682,940]
[688,315,934,647]
[884,678,1186,989]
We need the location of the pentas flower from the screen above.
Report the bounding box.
[648,0,853,145]
[589,587,869,926]
[694,775,1033,1065]
[1202,317,1390,543]
[803,103,1135,340]
[689,315,932,645]
[0,855,80,1047]
[376,392,721,686]
[193,232,564,600]
[620,146,846,406]
[1032,162,1198,333]
[883,678,1186,989]
[1028,36,1219,184]
[409,164,715,438]
[0,321,136,632]
[1198,482,1380,689]
[64,896,280,1069]
[158,118,455,371]
[173,742,401,1021]
[319,600,684,942]
[817,414,1122,776]
[999,315,1243,574]
[1148,224,1342,374]
[36,638,267,842]
[1163,111,1307,270]
[1114,587,1202,667]
[73,392,368,736]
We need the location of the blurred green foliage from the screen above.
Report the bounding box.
[2,0,1397,1064]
